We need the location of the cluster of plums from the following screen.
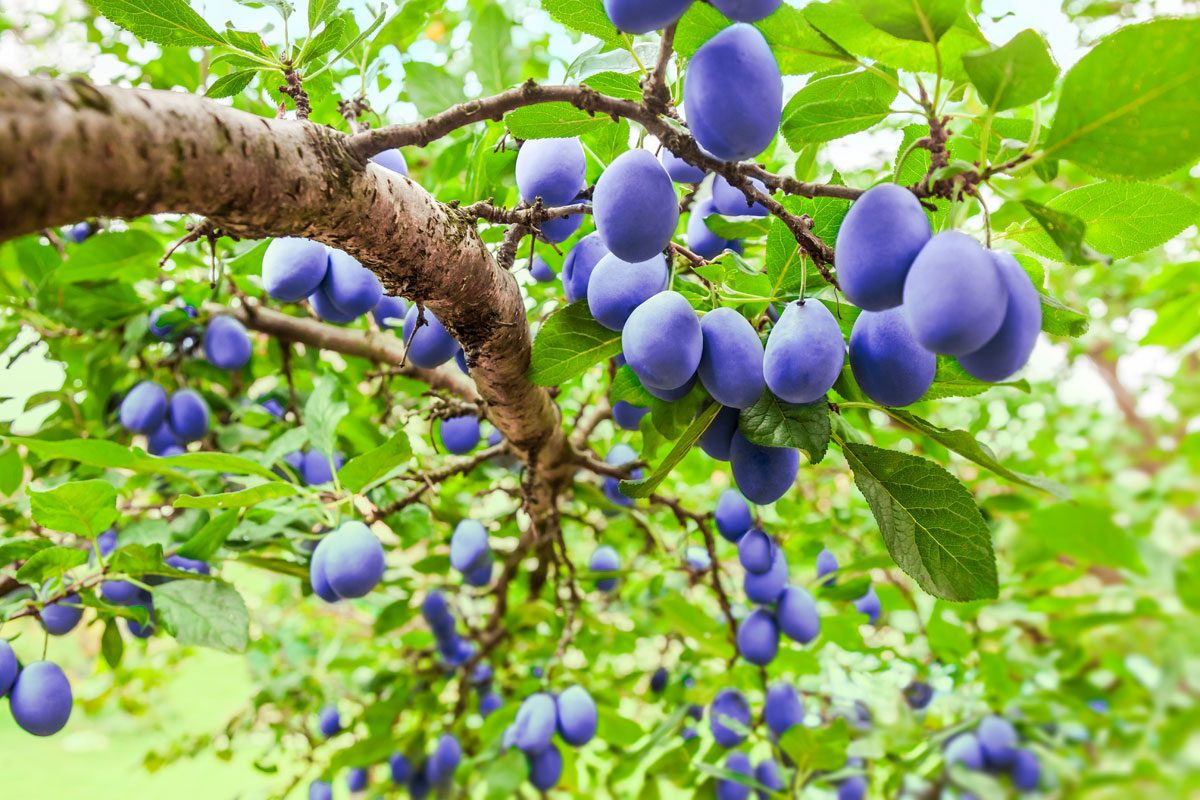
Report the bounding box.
[147,304,253,371]
[308,521,387,603]
[421,589,477,668]
[944,715,1042,794]
[708,682,800,800]
[504,685,598,791]
[118,381,211,455]
[96,528,211,639]
[310,704,463,800]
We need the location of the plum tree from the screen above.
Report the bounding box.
[261,237,329,302]
[816,547,839,584]
[622,291,703,391]
[515,138,586,206]
[763,300,846,404]
[539,197,588,243]
[835,184,932,311]
[401,306,460,369]
[39,593,82,635]
[716,751,753,800]
[119,380,167,434]
[698,307,767,409]
[736,607,779,665]
[837,774,867,800]
[592,149,680,262]
[440,414,481,455]
[684,24,782,161]
[561,232,610,303]
[300,450,343,485]
[776,585,820,643]
[8,661,73,736]
[202,315,252,370]
[587,252,670,331]
[903,232,1007,355]
[711,0,782,22]
[709,688,751,747]
[714,488,753,542]
[959,252,1043,381]
[756,758,785,796]
[310,521,385,600]
[166,389,209,443]
[555,684,598,746]
[602,0,693,34]
[650,666,669,693]
[848,308,937,407]
[729,432,799,505]
[388,752,409,784]
[737,528,775,574]
[1011,748,1042,791]
[904,681,934,710]
[711,174,769,217]
[601,443,641,507]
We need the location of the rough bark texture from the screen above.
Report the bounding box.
[0,74,571,497]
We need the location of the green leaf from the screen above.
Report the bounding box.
[470,4,518,94]
[0,447,23,496]
[94,0,224,47]
[101,618,124,668]
[15,546,88,583]
[1020,504,1145,575]
[539,0,620,45]
[308,0,339,29]
[961,29,1058,111]
[304,375,347,458]
[676,3,849,76]
[1039,293,1089,338]
[403,61,467,117]
[0,539,54,567]
[883,409,1068,498]
[581,71,642,101]
[841,441,998,601]
[207,70,256,99]
[738,391,830,463]
[174,482,300,509]
[860,0,963,43]
[337,431,413,493]
[1020,200,1111,266]
[778,718,851,773]
[1045,18,1200,179]
[176,510,239,561]
[156,451,282,482]
[6,437,278,483]
[28,479,118,537]
[506,103,608,139]
[48,230,163,285]
[781,70,897,147]
[296,15,347,66]
[619,403,721,499]
[153,579,250,653]
[529,301,622,386]
[1012,183,1199,262]
[922,358,1029,401]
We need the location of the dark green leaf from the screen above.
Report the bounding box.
[15,546,88,583]
[962,29,1058,111]
[738,391,830,463]
[176,510,239,561]
[781,70,897,147]
[1020,200,1111,266]
[94,0,225,47]
[337,431,413,493]
[860,0,963,43]
[530,301,622,386]
[154,579,250,652]
[101,618,124,668]
[205,70,257,98]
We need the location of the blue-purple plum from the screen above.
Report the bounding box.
[588,253,670,331]
[402,307,460,369]
[644,373,697,402]
[102,578,149,606]
[729,432,798,505]
[737,528,774,574]
[40,594,82,636]
[309,781,332,800]
[755,758,785,799]
[687,197,736,259]
[480,692,504,718]
[556,685,598,746]
[126,609,155,639]
[958,252,1041,381]
[426,733,461,784]
[562,233,610,303]
[744,546,788,604]
[710,688,751,748]
[167,389,209,443]
[699,405,740,461]
[661,147,706,184]
[307,283,358,323]
[529,744,563,790]
[454,347,469,375]
[835,184,931,311]
[370,149,409,176]
[120,380,167,434]
[717,752,753,800]
[684,24,782,162]
[712,0,781,22]
[148,305,196,339]
[262,237,329,302]
[373,295,408,328]
[1011,748,1041,791]
[301,450,342,485]
[904,681,934,710]
[422,591,455,632]
[540,204,586,244]
[737,608,779,665]
[310,546,339,603]
[389,753,410,784]
[816,548,838,584]
[712,174,768,217]
[602,444,641,507]
[513,693,558,754]
[590,545,622,592]
[650,666,669,693]
[465,560,493,587]
[612,401,649,431]
[321,249,382,318]
[262,398,286,419]
[764,682,803,737]
[944,733,985,770]
[593,149,680,262]
[763,300,845,404]
[0,640,17,698]
[698,307,766,409]
[714,488,753,542]
[977,715,1018,767]
[854,585,881,624]
[441,415,480,455]
[516,138,586,206]
[318,705,341,737]
[314,521,385,599]
[603,0,693,33]
[347,767,368,792]
[9,661,72,736]
[777,585,820,644]
[65,222,92,243]
[408,766,430,800]
[838,775,867,800]
[203,316,252,370]
[450,519,490,574]
[622,291,702,391]
[530,255,556,283]
[159,445,185,458]
[903,232,1006,355]
[848,308,936,407]
[685,546,712,571]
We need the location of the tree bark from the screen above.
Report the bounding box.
[0,74,573,498]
